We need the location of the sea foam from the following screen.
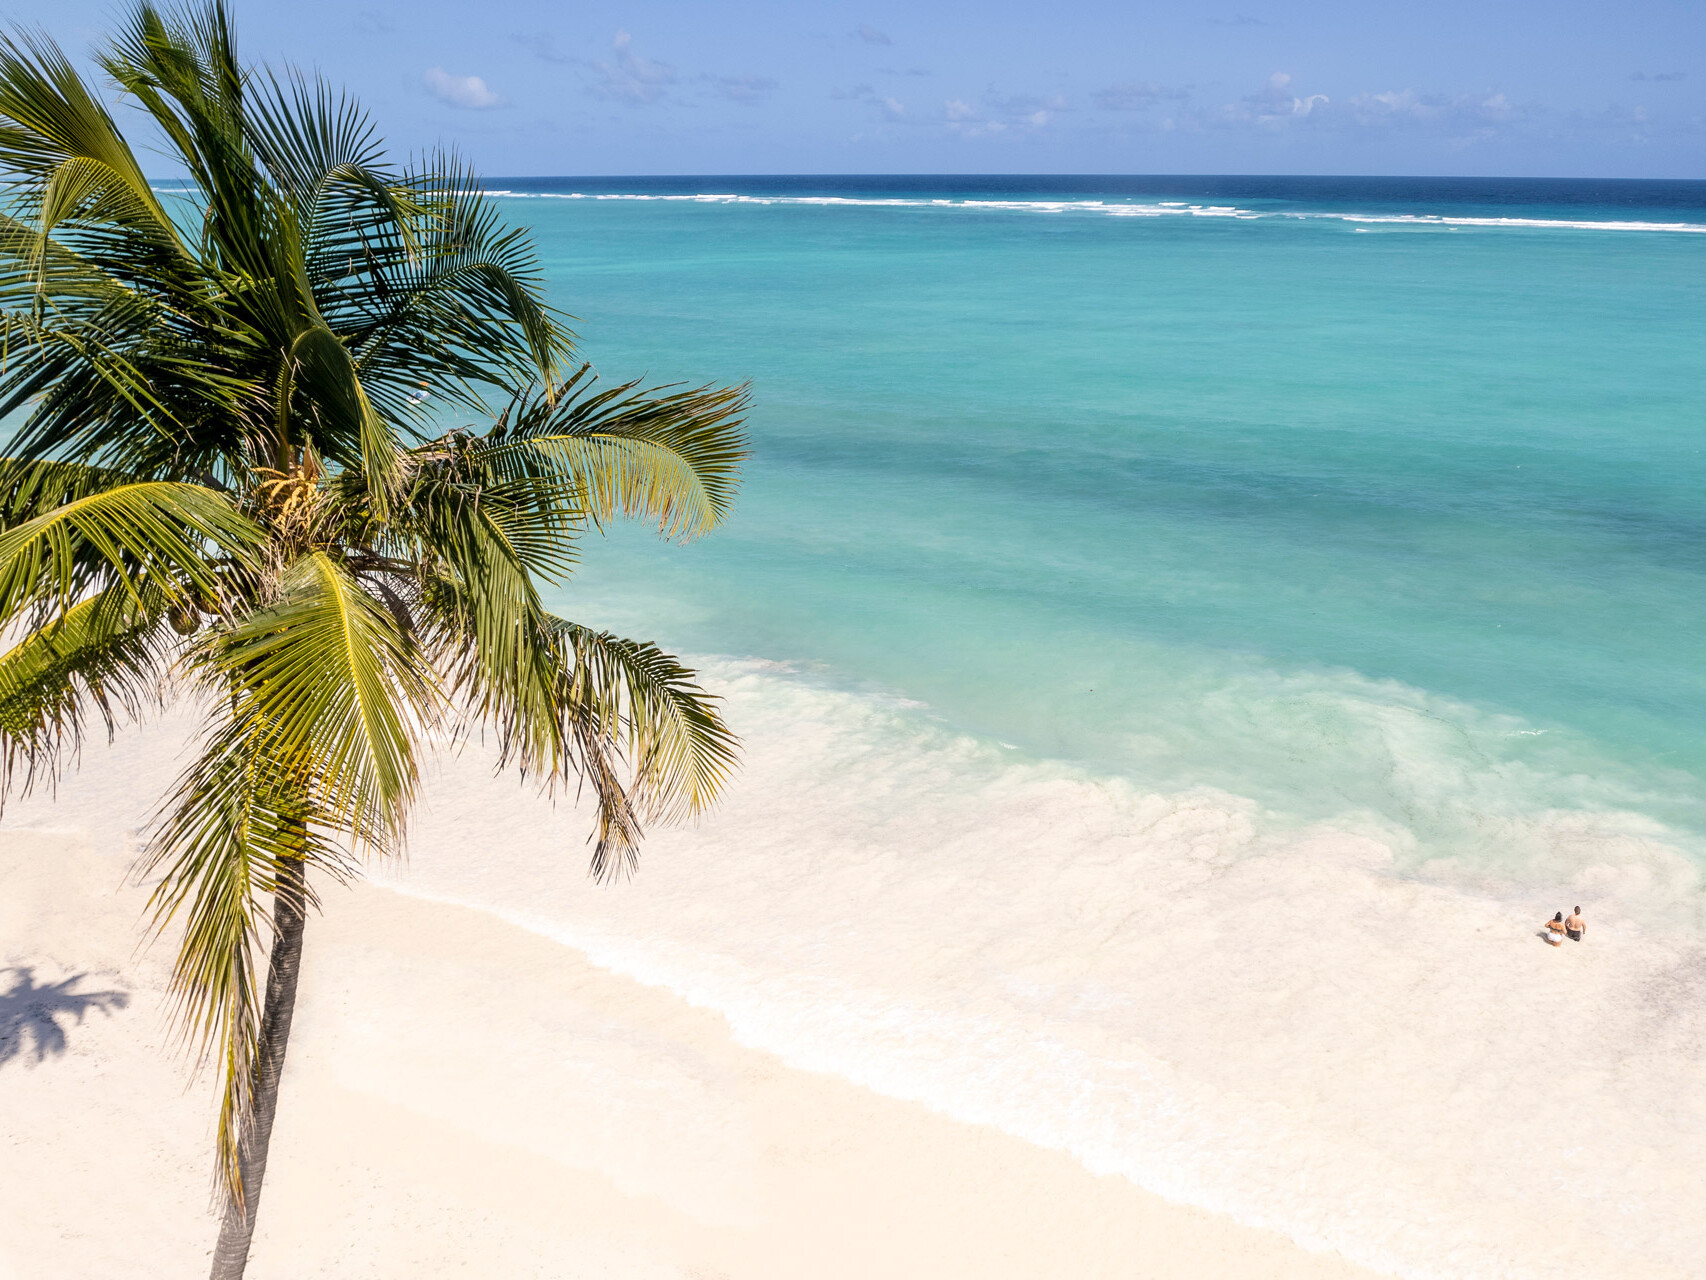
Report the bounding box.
[6,656,1702,1278]
[479,189,1706,233]
[375,656,1706,1280]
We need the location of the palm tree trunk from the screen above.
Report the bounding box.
[208,854,308,1280]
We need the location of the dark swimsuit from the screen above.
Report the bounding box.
[1566,927,1582,941]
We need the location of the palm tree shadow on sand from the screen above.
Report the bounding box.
[0,966,129,1067]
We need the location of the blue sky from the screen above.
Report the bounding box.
[12,0,1705,177]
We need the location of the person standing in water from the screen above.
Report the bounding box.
[1544,912,1567,946]
[1566,906,1586,942]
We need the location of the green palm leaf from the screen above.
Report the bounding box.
[280,322,400,506]
[0,5,744,1268]
[0,28,182,247]
[498,368,748,539]
[206,550,437,846]
[337,152,570,408]
[0,474,260,619]
[149,548,440,1203]
[555,621,738,877]
[141,709,329,1208]
[0,581,174,796]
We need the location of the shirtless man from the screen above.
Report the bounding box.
[1566,906,1586,942]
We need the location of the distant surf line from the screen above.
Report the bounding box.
[478,190,1706,234]
[143,181,1706,232]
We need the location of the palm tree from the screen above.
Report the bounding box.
[0,5,745,1276]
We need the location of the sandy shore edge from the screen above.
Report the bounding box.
[2,829,1379,1279]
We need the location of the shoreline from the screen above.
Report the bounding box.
[3,668,1704,1279]
[2,830,1378,1280]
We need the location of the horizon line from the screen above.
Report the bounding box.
[473,171,1706,184]
[140,170,1706,186]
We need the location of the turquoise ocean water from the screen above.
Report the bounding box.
[509,176,1706,887]
[31,171,1699,1274]
[368,176,1706,1278]
[38,175,1693,1275]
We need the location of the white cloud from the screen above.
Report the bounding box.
[844,84,1064,135]
[833,83,907,121]
[424,68,502,109]
[1479,92,1515,120]
[989,92,1065,131]
[523,29,767,106]
[590,30,678,105]
[1086,72,1547,144]
[1212,71,1327,127]
[939,91,1063,137]
[1344,87,1534,145]
[855,24,893,45]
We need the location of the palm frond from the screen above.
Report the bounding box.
[140,706,334,1207]
[420,581,736,879]
[0,475,260,621]
[0,27,182,249]
[333,152,572,412]
[0,208,258,482]
[146,545,440,1205]
[557,622,737,824]
[497,367,749,539]
[280,322,400,504]
[394,427,580,579]
[243,69,392,212]
[202,550,438,849]
[418,582,645,879]
[99,1,266,273]
[0,581,175,799]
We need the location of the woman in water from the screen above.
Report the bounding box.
[1544,912,1567,946]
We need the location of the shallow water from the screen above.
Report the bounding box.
[390,662,1706,1280]
[517,176,1706,860]
[441,176,1706,1277]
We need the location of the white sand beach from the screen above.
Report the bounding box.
[6,663,1706,1280]
[1,826,1377,1280]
